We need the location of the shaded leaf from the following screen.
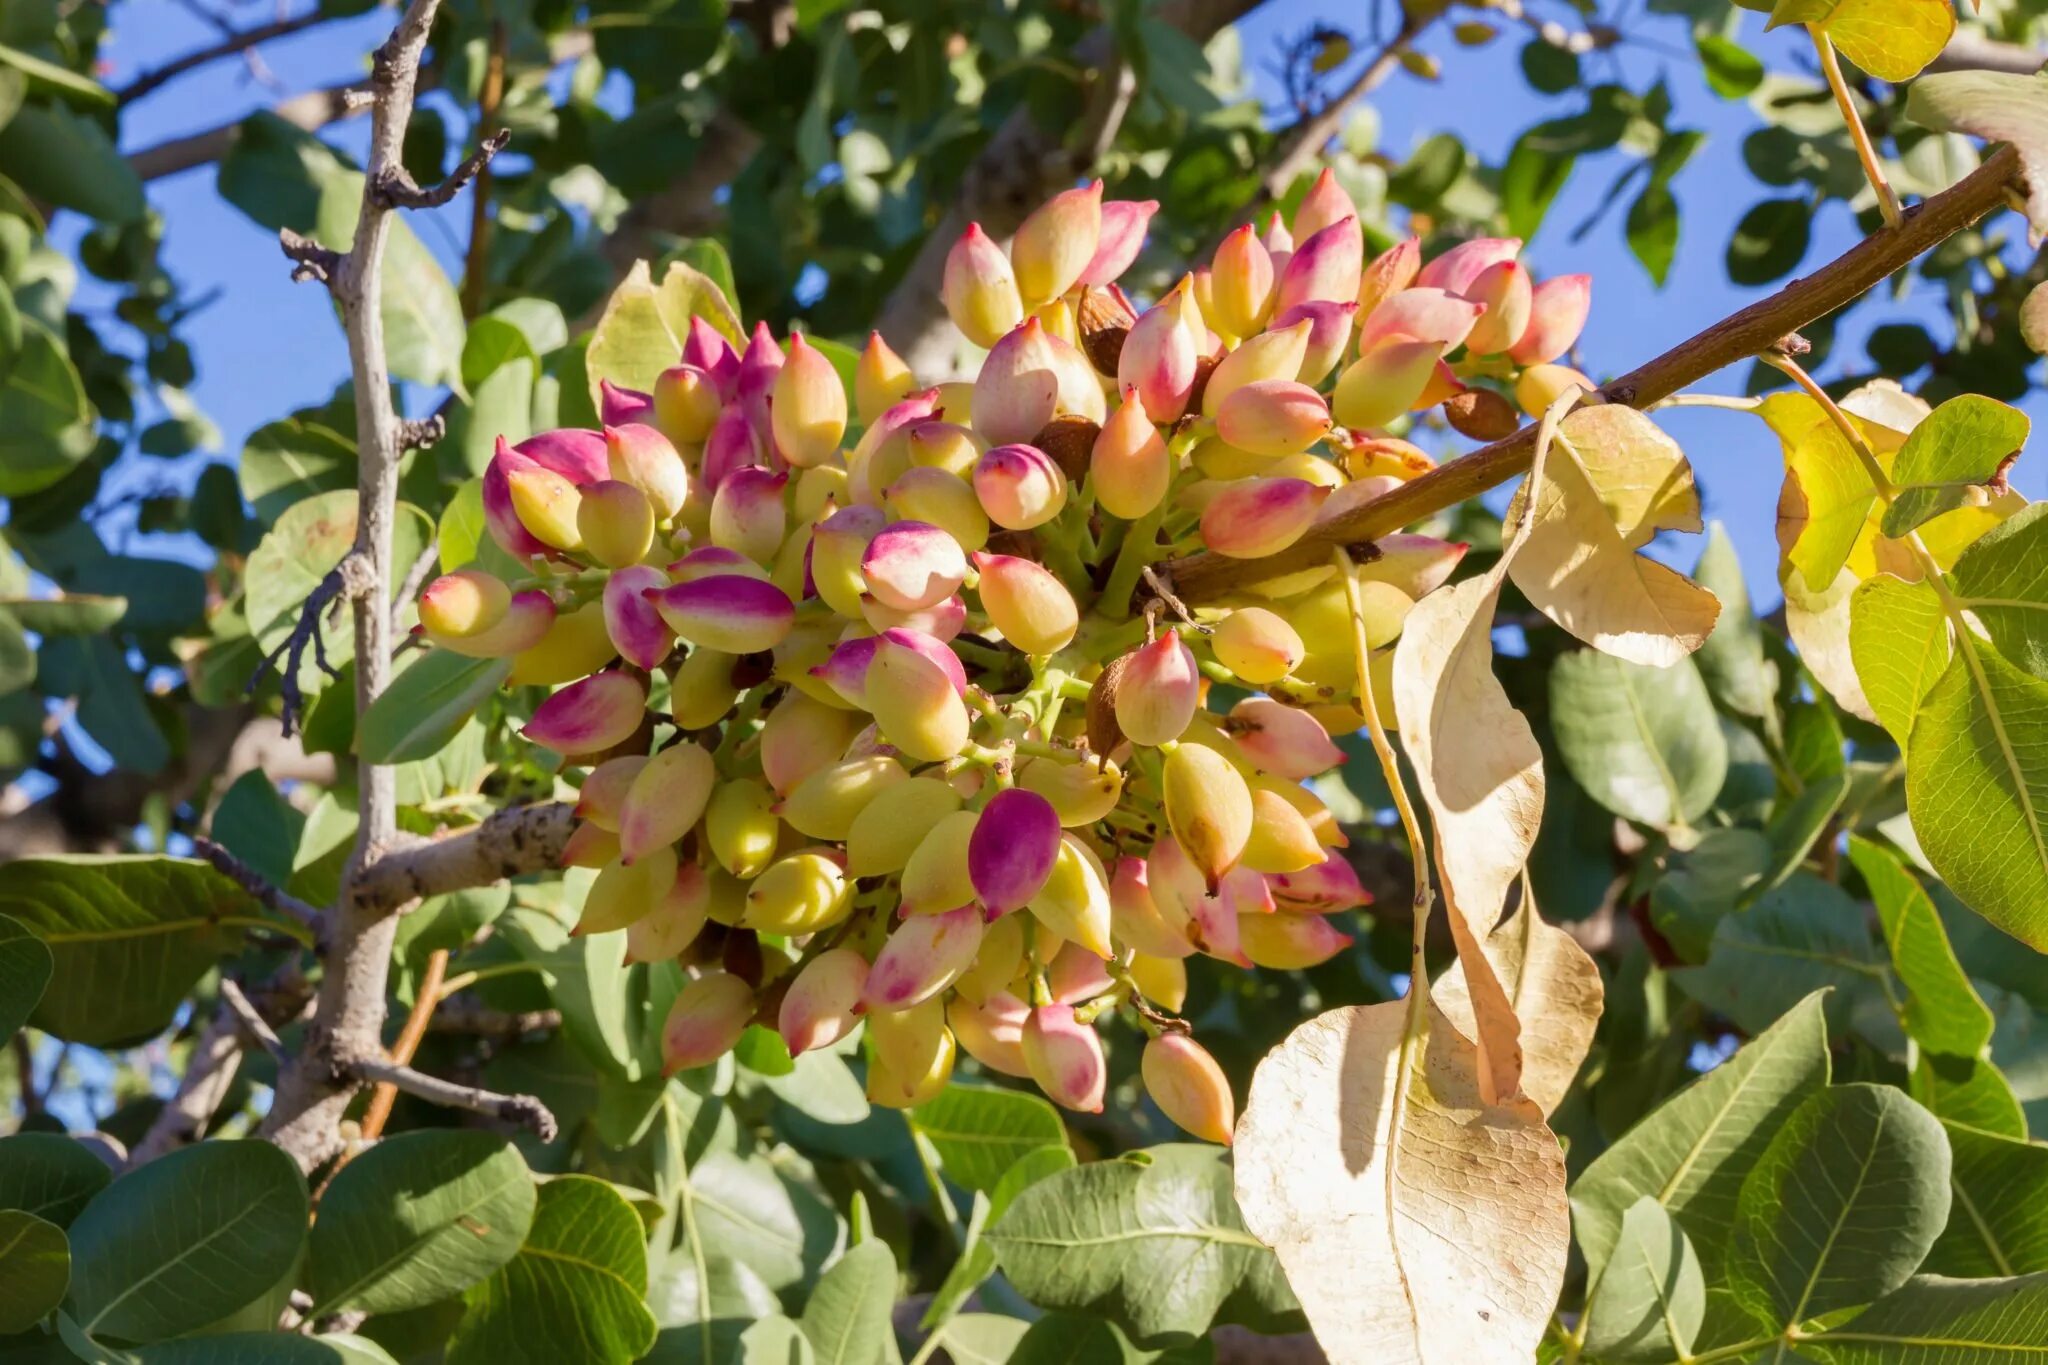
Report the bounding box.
[444,1176,656,1365]
[1581,1198,1704,1363]
[1572,992,1829,1279]
[361,651,512,765]
[1551,649,1727,830]
[0,1133,111,1227]
[995,1144,1303,1345]
[1673,875,1887,1037]
[1909,71,2048,242]
[0,1209,68,1334]
[1692,523,1775,719]
[0,912,50,1044]
[909,1084,1068,1195]
[66,1140,309,1345]
[1729,1084,1950,1326]
[1910,1053,2026,1140]
[797,1240,892,1365]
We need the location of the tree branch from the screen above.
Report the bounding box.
[260,0,448,1173]
[1251,11,1426,211]
[194,836,325,940]
[348,801,577,914]
[1158,144,2026,604]
[350,1057,559,1140]
[1928,32,2045,75]
[373,129,512,210]
[129,970,315,1167]
[219,979,292,1066]
[872,0,1272,377]
[245,555,369,737]
[117,9,338,106]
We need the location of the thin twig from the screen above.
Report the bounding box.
[10,1033,40,1118]
[118,8,335,105]
[1811,26,1902,229]
[351,1056,559,1140]
[1161,143,2023,603]
[193,836,325,937]
[357,949,449,1142]
[398,414,447,451]
[219,979,291,1066]
[1251,10,1428,210]
[393,542,439,631]
[429,1000,562,1035]
[279,228,342,285]
[374,128,512,210]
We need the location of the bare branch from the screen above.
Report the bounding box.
[261,0,449,1174]
[194,836,325,938]
[393,542,439,632]
[219,979,292,1066]
[1250,11,1427,211]
[430,1000,563,1036]
[349,801,577,914]
[245,556,368,738]
[117,9,337,106]
[129,970,315,1166]
[1159,144,2025,604]
[351,1057,559,1140]
[373,129,512,210]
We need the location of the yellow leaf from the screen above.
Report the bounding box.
[1507,406,1720,667]
[1435,896,1604,1117]
[1783,563,1879,722]
[1234,1000,1570,1363]
[1777,0,1955,82]
[653,260,744,348]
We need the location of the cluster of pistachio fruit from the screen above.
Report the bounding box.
[411,167,1591,1141]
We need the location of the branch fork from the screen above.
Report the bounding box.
[372,129,512,210]
[350,1056,559,1140]
[279,228,343,285]
[247,553,374,738]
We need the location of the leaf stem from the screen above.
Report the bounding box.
[1809,27,1903,230]
[1099,501,1169,618]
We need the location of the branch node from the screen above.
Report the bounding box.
[373,129,512,210]
[398,414,447,451]
[219,978,292,1067]
[278,228,342,285]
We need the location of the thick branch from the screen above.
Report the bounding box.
[873,0,1269,377]
[351,1057,558,1140]
[131,81,371,182]
[117,9,337,105]
[261,0,446,1173]
[349,802,577,914]
[1928,33,2045,75]
[1160,144,2024,604]
[129,971,314,1166]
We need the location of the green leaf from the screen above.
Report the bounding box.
[1729,1084,1951,1326]
[1581,1197,1704,1363]
[1004,1312,1165,1363]
[1949,502,2048,681]
[1757,771,1850,895]
[924,1314,1029,1365]
[647,1253,782,1365]
[1674,874,1887,1038]
[909,1084,1068,1194]
[0,322,94,496]
[237,420,356,527]
[1550,650,1728,829]
[0,912,50,1044]
[246,491,433,691]
[923,1145,1075,1331]
[39,637,169,776]
[797,1240,893,1365]
[0,856,287,1047]
[1910,1053,2026,1139]
[1770,0,1953,82]
[1851,573,1950,744]
[309,1131,536,1317]
[0,1210,68,1334]
[759,1048,870,1126]
[1908,71,2048,242]
[1905,645,2048,951]
[1926,1122,2048,1278]
[738,1316,813,1364]
[0,594,128,635]
[66,1140,309,1346]
[987,1144,1301,1345]
[1727,197,1811,286]
[0,102,142,222]
[684,1150,843,1298]
[1571,992,1830,1279]
[1802,1272,2048,1361]
[1625,182,1679,286]
[0,1133,111,1227]
[1847,837,1994,1056]
[1696,32,1763,97]
[1691,523,1775,719]
[211,771,306,894]
[131,1334,402,1364]
[1649,828,1771,961]
[314,176,464,389]
[586,259,743,412]
[360,650,512,765]
[668,240,739,318]
[1880,396,2029,537]
[0,45,114,110]
[445,1176,656,1365]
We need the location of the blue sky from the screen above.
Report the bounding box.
[85,0,2048,599]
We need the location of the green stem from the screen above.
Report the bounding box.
[1099,502,1169,617]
